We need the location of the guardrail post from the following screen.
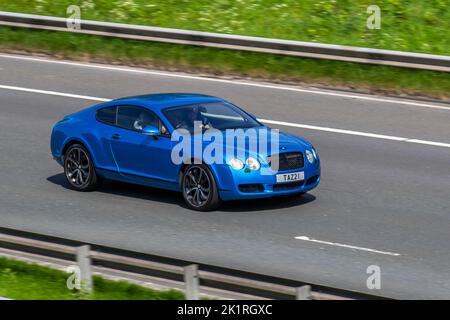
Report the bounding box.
[184,264,199,300]
[296,285,311,300]
[76,245,93,293]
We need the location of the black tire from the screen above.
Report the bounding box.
[64,143,102,191]
[182,164,221,211]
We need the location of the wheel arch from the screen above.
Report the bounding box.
[61,137,98,166]
[178,159,222,190]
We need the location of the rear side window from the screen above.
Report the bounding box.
[96,106,117,125]
[117,106,159,131]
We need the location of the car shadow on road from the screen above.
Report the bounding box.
[218,193,316,212]
[47,173,184,206]
[47,173,316,212]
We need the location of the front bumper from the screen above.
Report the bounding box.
[216,159,321,201]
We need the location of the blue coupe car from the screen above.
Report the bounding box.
[51,93,320,211]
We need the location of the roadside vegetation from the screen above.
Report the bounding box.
[0,1,448,99]
[1,27,449,99]
[0,257,184,300]
[1,0,448,54]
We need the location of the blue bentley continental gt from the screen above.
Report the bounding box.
[51,93,320,211]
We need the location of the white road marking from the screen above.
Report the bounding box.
[0,53,449,111]
[405,139,450,148]
[294,236,401,256]
[0,84,110,102]
[261,119,405,141]
[1,84,449,149]
[260,119,450,148]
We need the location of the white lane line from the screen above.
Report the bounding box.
[294,236,401,256]
[405,139,450,148]
[0,53,449,111]
[0,84,110,102]
[260,119,405,141]
[260,119,450,148]
[1,84,449,149]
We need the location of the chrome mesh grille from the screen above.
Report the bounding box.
[268,152,304,171]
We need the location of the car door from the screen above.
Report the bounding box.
[109,105,178,186]
[95,105,120,173]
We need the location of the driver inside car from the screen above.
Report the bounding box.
[176,106,211,131]
[134,112,154,131]
[134,112,168,135]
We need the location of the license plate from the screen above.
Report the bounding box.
[276,171,304,183]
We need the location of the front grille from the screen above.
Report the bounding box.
[268,152,304,171]
[273,181,304,191]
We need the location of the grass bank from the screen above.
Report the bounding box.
[0,0,448,55]
[0,257,184,300]
[1,27,449,99]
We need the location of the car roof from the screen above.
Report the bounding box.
[112,93,224,111]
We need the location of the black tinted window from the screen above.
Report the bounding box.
[96,106,116,124]
[163,102,260,133]
[117,106,159,131]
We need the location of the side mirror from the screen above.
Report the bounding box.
[142,125,160,136]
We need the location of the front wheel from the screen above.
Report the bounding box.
[64,144,102,191]
[182,164,221,211]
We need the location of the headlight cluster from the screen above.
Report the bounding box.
[306,150,314,164]
[246,157,260,171]
[229,158,244,170]
[229,148,318,169]
[306,147,319,164]
[312,147,318,160]
[229,157,260,171]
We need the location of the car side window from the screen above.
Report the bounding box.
[116,106,169,135]
[96,106,117,125]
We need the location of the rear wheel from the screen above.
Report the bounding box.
[64,144,102,191]
[182,164,221,211]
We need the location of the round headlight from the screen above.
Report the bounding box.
[312,147,318,160]
[246,157,260,171]
[229,158,244,170]
[306,150,314,164]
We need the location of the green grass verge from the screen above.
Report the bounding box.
[1,27,449,99]
[0,257,184,300]
[0,0,448,55]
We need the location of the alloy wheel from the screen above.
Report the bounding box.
[65,146,90,187]
[183,166,211,208]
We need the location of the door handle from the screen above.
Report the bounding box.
[111,134,121,140]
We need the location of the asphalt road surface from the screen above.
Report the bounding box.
[0,53,449,299]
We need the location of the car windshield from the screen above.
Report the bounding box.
[163,102,261,133]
